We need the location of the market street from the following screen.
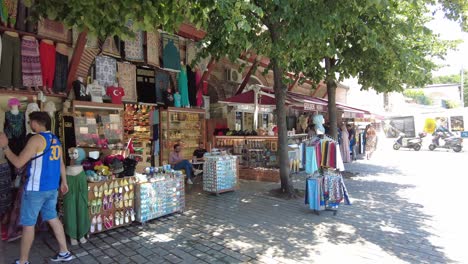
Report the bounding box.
[1,137,467,264]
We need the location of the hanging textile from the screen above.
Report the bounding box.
[186,40,197,65]
[161,33,180,71]
[101,36,121,58]
[95,55,117,88]
[124,30,144,62]
[187,65,197,107]
[146,30,160,67]
[117,62,137,102]
[37,18,70,43]
[155,70,170,105]
[178,67,189,107]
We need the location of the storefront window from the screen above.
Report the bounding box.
[450,116,464,131]
[261,113,269,128]
[235,112,243,131]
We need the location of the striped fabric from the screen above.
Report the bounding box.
[76,47,100,80]
[21,38,43,87]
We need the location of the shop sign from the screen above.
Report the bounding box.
[304,102,315,111]
[235,105,274,113]
[343,112,356,118]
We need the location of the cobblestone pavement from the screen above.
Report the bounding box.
[1,137,467,263]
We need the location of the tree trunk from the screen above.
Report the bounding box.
[325,57,338,139]
[326,78,338,139]
[271,58,295,196]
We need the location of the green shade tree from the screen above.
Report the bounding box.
[26,0,467,197]
[200,0,465,196]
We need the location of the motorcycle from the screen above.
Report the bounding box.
[393,132,426,151]
[429,131,463,152]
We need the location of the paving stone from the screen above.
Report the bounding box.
[164,253,183,263]
[130,254,149,264]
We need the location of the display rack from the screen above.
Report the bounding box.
[160,107,206,165]
[123,103,153,171]
[304,135,350,215]
[203,155,238,195]
[134,174,185,223]
[87,177,136,234]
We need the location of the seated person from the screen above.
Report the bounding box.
[192,142,207,162]
[192,142,207,170]
[169,144,202,185]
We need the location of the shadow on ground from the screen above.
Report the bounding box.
[1,171,454,263]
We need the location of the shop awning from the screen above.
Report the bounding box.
[218,90,277,105]
[286,92,328,112]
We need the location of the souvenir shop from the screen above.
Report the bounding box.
[0,5,238,245]
[211,86,369,181]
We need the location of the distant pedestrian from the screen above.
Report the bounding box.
[365,124,377,160]
[340,124,351,163]
[347,124,356,160]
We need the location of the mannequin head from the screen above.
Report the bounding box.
[63,100,71,113]
[26,102,40,114]
[8,98,20,115]
[68,147,79,161]
[74,148,86,164]
[312,114,325,135]
[44,101,56,116]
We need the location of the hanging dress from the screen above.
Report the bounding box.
[178,67,189,107]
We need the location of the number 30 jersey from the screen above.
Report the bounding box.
[26,132,62,191]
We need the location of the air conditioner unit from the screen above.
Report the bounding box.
[225,69,242,83]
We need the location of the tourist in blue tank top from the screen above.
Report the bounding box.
[0,112,73,264]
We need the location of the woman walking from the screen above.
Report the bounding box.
[340,124,351,163]
[365,124,377,160]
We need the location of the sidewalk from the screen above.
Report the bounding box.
[0,163,456,264]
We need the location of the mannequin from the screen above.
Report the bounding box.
[72,77,90,101]
[25,102,40,135]
[63,147,89,245]
[174,92,181,107]
[86,80,106,103]
[106,82,125,104]
[312,114,325,135]
[63,100,71,115]
[4,98,26,155]
[298,114,309,133]
[44,101,57,132]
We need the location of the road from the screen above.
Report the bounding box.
[342,135,468,263]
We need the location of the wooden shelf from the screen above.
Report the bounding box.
[73,100,124,110]
[165,107,205,113]
[0,26,72,45]
[0,89,67,99]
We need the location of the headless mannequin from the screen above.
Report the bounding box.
[86,80,105,103]
[66,148,87,245]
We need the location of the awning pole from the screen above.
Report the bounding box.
[253,85,259,130]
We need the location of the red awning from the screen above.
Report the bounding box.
[286,91,328,112]
[218,90,277,105]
